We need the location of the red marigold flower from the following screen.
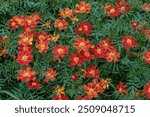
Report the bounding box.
[43,68,57,82]
[122,36,138,50]
[18,45,33,52]
[71,74,79,81]
[0,36,3,43]
[69,53,84,66]
[116,4,130,15]
[59,8,73,19]
[99,38,114,50]
[104,5,120,18]
[27,78,40,89]
[91,45,105,59]
[143,82,150,99]
[23,13,42,29]
[130,22,140,29]
[83,82,98,98]
[8,15,24,30]
[105,48,120,62]
[73,37,91,52]
[143,50,150,64]
[75,22,92,36]
[79,50,95,62]
[77,96,92,100]
[95,81,104,93]
[17,67,36,82]
[85,66,99,79]
[18,33,34,46]
[116,82,128,94]
[16,52,33,66]
[52,94,69,100]
[36,41,49,53]
[35,31,50,43]
[75,1,91,14]
[54,19,68,30]
[52,45,69,60]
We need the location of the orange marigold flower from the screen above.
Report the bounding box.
[83,82,98,98]
[100,78,111,89]
[75,22,92,36]
[52,45,69,60]
[105,48,120,62]
[49,33,60,42]
[17,67,36,82]
[73,37,91,52]
[27,78,40,89]
[143,82,150,99]
[54,19,68,30]
[54,86,65,97]
[130,22,140,29]
[143,50,150,64]
[44,68,57,82]
[75,1,91,14]
[35,31,50,42]
[16,52,33,66]
[18,33,33,46]
[59,8,73,19]
[36,41,49,53]
[41,20,51,28]
[69,53,84,66]
[116,82,128,94]
[95,81,104,93]
[122,36,138,50]
[85,66,99,79]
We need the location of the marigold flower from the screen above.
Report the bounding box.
[105,48,120,62]
[75,1,91,14]
[69,13,79,24]
[130,22,140,29]
[18,45,33,52]
[116,82,128,94]
[59,8,73,19]
[143,82,150,99]
[142,3,150,12]
[69,53,84,66]
[117,4,130,14]
[36,42,49,53]
[85,66,99,79]
[92,45,105,59]
[17,67,36,82]
[52,94,69,100]
[27,78,40,89]
[52,45,69,60]
[95,81,104,93]
[80,51,95,62]
[83,82,98,98]
[49,33,60,42]
[41,20,51,28]
[18,33,33,46]
[115,0,128,5]
[100,78,111,89]
[122,36,138,50]
[75,22,92,36]
[16,52,33,66]
[146,30,150,39]
[73,37,91,52]
[77,96,91,100]
[143,50,150,64]
[35,31,50,43]
[99,38,114,51]
[104,5,120,18]
[44,68,57,82]
[54,19,68,30]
